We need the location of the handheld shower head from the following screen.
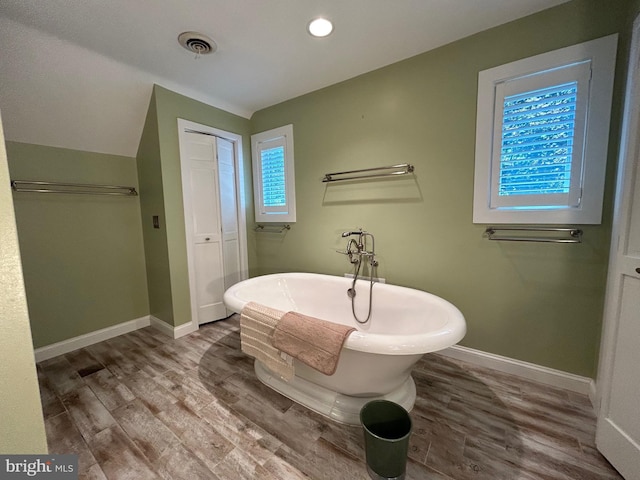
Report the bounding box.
[342,230,362,237]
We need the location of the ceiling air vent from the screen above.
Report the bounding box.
[178,32,217,56]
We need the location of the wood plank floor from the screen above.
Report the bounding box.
[37,315,622,479]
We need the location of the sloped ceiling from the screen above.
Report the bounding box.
[0,0,569,157]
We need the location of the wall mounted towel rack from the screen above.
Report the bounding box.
[485,226,583,244]
[254,224,291,233]
[322,163,414,183]
[11,180,138,196]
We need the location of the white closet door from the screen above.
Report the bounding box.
[184,133,227,324]
[596,14,640,480]
[216,137,242,293]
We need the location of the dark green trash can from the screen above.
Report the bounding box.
[360,400,412,480]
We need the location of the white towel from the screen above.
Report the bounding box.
[240,302,294,380]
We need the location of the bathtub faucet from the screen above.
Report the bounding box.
[339,229,378,324]
[341,229,378,267]
[345,238,360,264]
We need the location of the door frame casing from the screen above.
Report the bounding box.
[177,118,249,331]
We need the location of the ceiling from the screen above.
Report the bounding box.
[0,0,569,157]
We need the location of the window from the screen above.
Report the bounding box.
[251,124,296,223]
[473,34,618,224]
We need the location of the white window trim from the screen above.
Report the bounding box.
[251,124,296,223]
[473,34,618,224]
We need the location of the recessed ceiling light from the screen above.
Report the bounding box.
[307,18,333,38]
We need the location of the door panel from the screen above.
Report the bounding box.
[194,241,227,321]
[190,163,222,244]
[627,162,640,255]
[607,275,640,442]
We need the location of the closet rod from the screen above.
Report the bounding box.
[322,163,414,183]
[11,180,138,196]
[485,227,583,244]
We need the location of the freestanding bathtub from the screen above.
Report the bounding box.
[223,272,466,424]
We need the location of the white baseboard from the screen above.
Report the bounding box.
[150,316,198,339]
[149,316,174,337]
[174,321,198,339]
[589,380,599,413]
[438,345,594,396]
[34,315,151,362]
[34,315,202,362]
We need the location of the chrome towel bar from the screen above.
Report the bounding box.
[11,180,138,196]
[254,224,291,233]
[322,163,414,183]
[485,226,583,244]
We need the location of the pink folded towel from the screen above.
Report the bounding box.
[273,312,355,376]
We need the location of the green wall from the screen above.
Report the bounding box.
[7,142,149,348]
[249,0,634,377]
[136,89,174,325]
[142,85,253,327]
[0,115,48,454]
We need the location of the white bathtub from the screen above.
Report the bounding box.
[223,272,466,424]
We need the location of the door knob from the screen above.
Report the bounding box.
[636,267,640,275]
[205,237,210,241]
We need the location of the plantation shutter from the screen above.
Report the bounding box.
[489,60,591,210]
[260,144,286,208]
